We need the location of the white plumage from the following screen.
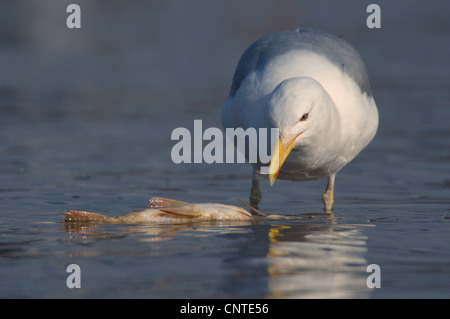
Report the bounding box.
[222,28,378,211]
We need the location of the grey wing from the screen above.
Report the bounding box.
[228,28,372,98]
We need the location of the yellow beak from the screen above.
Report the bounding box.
[268,133,302,186]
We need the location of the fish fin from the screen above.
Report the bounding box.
[147,197,190,208]
[158,206,203,218]
[235,198,266,217]
[64,210,112,222]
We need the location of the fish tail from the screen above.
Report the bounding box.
[64,210,113,222]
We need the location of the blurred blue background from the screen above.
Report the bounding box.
[0,0,449,298]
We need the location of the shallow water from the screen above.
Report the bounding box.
[1,1,449,298]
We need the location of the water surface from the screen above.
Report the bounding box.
[1,1,449,298]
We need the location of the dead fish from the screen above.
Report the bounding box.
[63,197,282,224]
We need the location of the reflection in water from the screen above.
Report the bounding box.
[63,214,373,298]
[64,220,253,241]
[63,220,254,257]
[266,219,373,298]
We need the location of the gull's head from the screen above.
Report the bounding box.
[266,77,336,185]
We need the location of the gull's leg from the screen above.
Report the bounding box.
[322,174,336,213]
[250,167,262,210]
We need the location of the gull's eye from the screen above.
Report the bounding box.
[299,113,309,121]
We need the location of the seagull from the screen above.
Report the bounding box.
[221,28,378,212]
